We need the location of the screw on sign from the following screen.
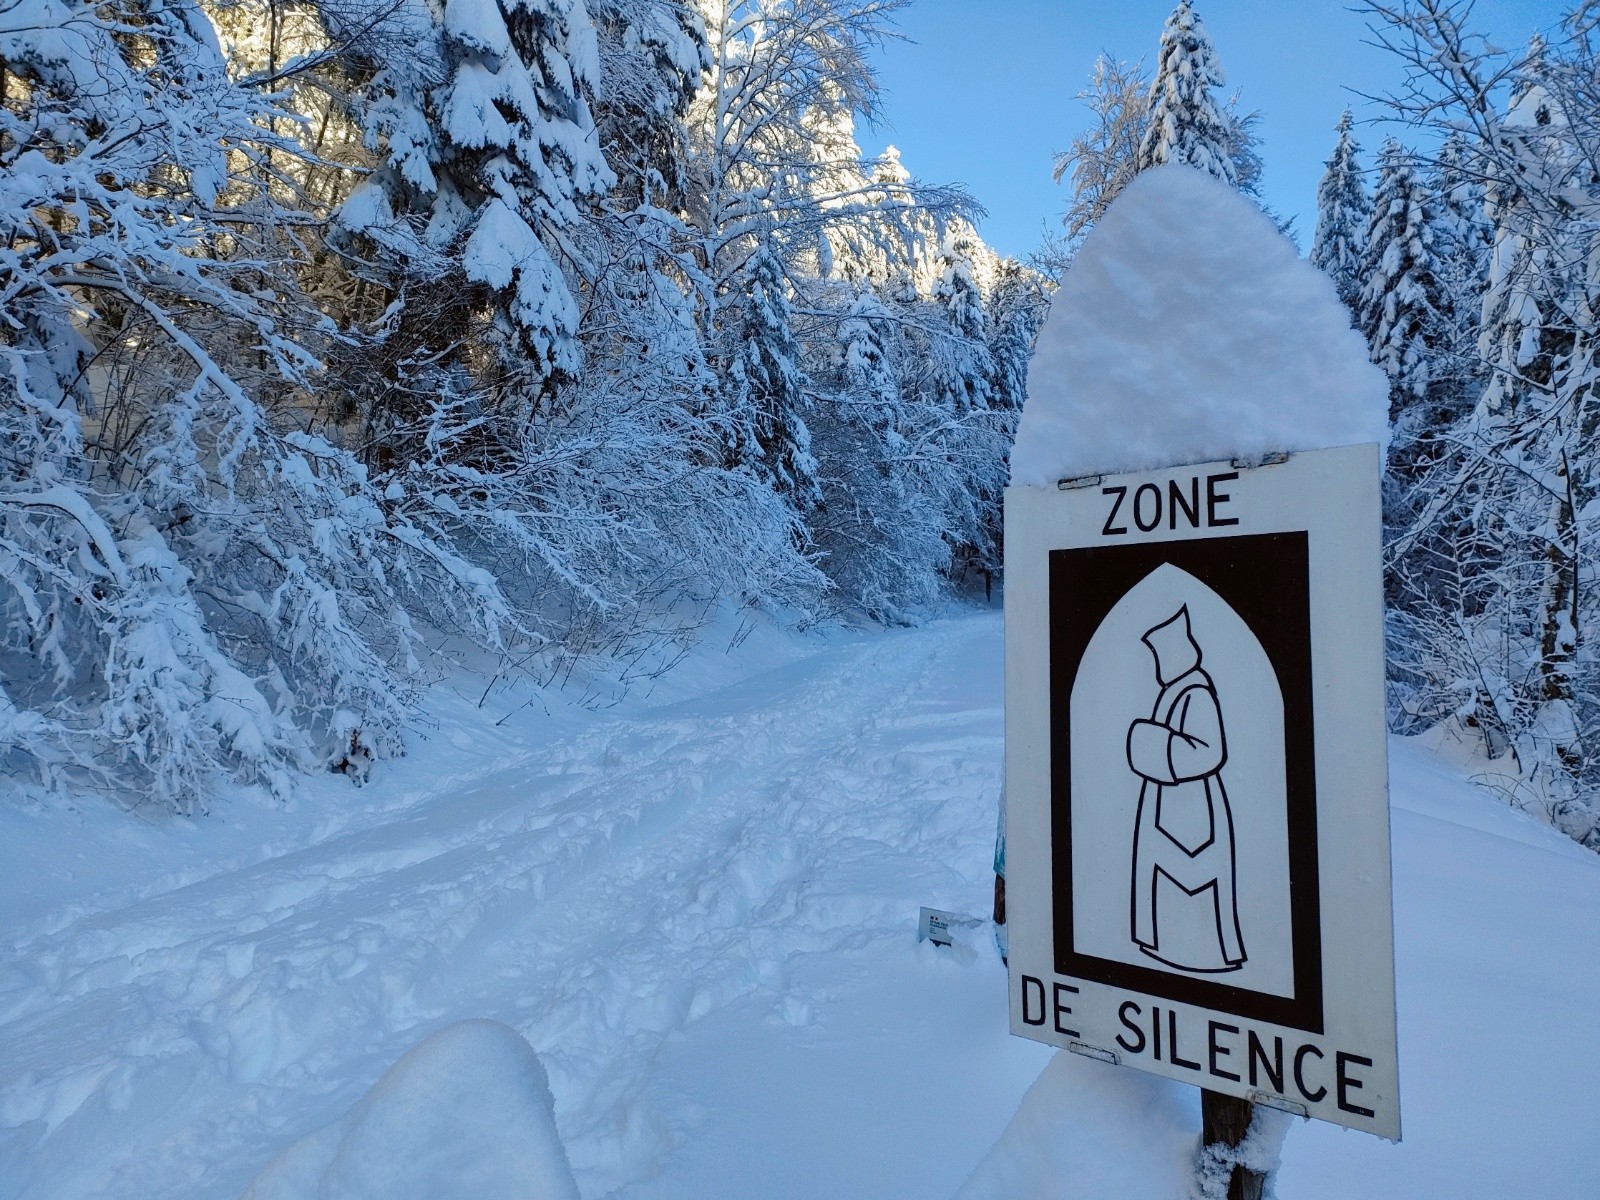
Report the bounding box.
[1003,446,1400,1196]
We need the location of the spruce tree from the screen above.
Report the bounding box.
[1136,0,1237,185]
[931,232,995,416]
[1311,111,1371,313]
[988,260,1046,414]
[1358,140,1447,413]
[1428,132,1493,379]
[728,245,822,515]
[335,0,613,389]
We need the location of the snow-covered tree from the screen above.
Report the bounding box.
[333,0,614,393]
[1311,111,1371,312]
[726,245,822,513]
[590,0,709,208]
[1054,56,1151,249]
[1366,3,1600,845]
[809,292,943,618]
[1359,140,1449,411]
[930,233,994,417]
[1137,0,1237,185]
[1050,12,1265,271]
[1428,131,1492,367]
[987,259,1048,414]
[0,0,530,807]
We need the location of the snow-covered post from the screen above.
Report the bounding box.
[1005,165,1395,1195]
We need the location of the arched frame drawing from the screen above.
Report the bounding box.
[1048,532,1324,1034]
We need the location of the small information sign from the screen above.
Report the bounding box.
[1003,444,1399,1139]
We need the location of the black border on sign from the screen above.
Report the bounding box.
[1049,532,1324,1034]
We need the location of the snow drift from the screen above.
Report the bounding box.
[1009,165,1389,485]
[239,1021,577,1200]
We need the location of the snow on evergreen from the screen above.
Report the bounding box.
[1427,132,1492,375]
[1136,0,1237,186]
[1369,8,1600,845]
[1358,140,1449,410]
[1051,5,1266,271]
[726,245,822,514]
[1011,166,1388,486]
[1310,110,1371,313]
[0,0,1039,808]
[335,0,613,383]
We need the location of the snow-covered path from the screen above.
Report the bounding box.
[4,608,1599,1199]
[2,613,1039,1199]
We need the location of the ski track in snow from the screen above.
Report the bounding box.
[7,609,1600,1200]
[1,616,1004,1200]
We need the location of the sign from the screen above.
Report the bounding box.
[918,906,983,948]
[1003,444,1399,1139]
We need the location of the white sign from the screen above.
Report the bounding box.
[1003,444,1400,1139]
[918,906,982,948]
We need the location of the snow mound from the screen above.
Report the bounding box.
[953,1050,1197,1200]
[240,1020,578,1200]
[1010,165,1389,485]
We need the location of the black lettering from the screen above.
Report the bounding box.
[1133,483,1162,532]
[1336,1052,1377,1118]
[1294,1043,1327,1103]
[1208,1021,1241,1082]
[1169,477,1201,529]
[1206,472,1240,526]
[1021,976,1046,1026]
[1168,1009,1200,1071]
[1052,982,1080,1038]
[1152,1006,1162,1060]
[1248,1030,1284,1093]
[1101,486,1128,536]
[1115,1001,1146,1055]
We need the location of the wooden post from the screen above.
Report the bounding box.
[1201,1089,1265,1200]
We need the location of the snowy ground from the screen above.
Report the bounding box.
[3,608,1597,1198]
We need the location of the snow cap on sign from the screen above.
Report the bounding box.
[1009,165,1389,486]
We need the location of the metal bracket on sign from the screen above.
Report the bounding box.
[1056,473,1105,491]
[1249,1091,1310,1118]
[1067,1041,1120,1065]
[1230,451,1291,471]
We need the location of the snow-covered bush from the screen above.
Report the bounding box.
[0,0,520,807]
[0,0,1021,812]
[1366,3,1600,847]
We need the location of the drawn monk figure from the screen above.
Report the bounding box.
[1126,605,1247,973]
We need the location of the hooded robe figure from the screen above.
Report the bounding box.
[1126,606,1246,972]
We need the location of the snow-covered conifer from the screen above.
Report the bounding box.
[1358,141,1448,410]
[1311,111,1371,312]
[1137,0,1237,186]
[838,293,902,428]
[925,232,1005,584]
[1476,40,1565,420]
[931,233,994,416]
[590,0,709,208]
[809,292,945,618]
[1364,8,1600,843]
[727,246,822,514]
[1423,132,1493,379]
[335,0,613,388]
[988,260,1048,413]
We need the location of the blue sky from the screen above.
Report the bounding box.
[862,0,1565,260]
